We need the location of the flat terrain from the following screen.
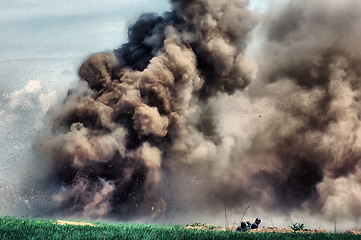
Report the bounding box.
[0,217,360,240]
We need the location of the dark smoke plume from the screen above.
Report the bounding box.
[35,0,256,220]
[34,0,361,222]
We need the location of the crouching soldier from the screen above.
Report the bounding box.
[251,218,261,229]
[236,221,251,232]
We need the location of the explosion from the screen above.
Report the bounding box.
[34,0,361,222]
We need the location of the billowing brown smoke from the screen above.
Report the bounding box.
[35,0,256,220]
[34,0,361,222]
[240,0,361,220]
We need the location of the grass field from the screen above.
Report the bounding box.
[0,216,360,240]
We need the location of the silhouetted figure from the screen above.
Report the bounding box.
[251,218,261,229]
[236,221,251,232]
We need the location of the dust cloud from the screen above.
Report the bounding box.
[32,0,361,225]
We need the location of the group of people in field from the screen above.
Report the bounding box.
[236,218,261,232]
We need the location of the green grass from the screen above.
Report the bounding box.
[0,216,359,240]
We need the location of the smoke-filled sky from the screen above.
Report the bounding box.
[0,0,263,209]
[0,0,174,178]
[3,0,361,231]
[0,0,261,180]
[0,0,171,215]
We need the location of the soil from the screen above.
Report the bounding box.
[346,230,361,235]
[249,227,330,234]
[185,224,361,234]
[55,220,95,227]
[185,224,223,231]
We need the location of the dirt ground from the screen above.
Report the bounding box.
[248,227,329,234]
[346,230,361,235]
[185,224,361,235]
[55,220,95,227]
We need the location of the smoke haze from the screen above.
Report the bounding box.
[29,0,361,225]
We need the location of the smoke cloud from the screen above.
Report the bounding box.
[245,0,361,220]
[33,0,361,223]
